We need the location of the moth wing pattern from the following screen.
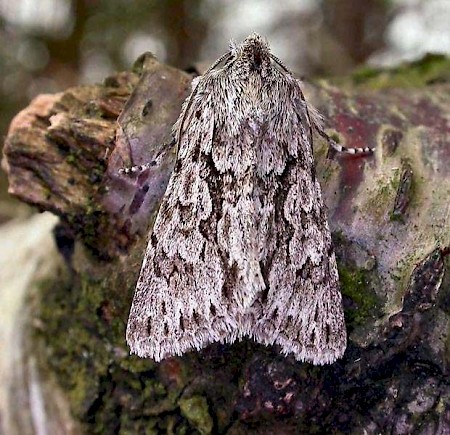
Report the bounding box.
[126,73,266,361]
[250,113,347,364]
[228,73,347,365]
[126,33,347,364]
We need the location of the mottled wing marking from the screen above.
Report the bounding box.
[126,33,348,364]
[235,73,347,364]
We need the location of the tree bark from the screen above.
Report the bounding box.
[2,53,450,434]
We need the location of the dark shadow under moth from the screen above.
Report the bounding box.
[126,34,371,365]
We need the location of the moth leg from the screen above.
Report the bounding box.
[315,127,374,155]
[118,138,176,175]
[307,102,374,154]
[118,161,156,175]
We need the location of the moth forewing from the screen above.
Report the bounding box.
[126,33,347,364]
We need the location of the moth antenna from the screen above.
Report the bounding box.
[269,53,292,74]
[204,51,233,74]
[174,52,233,148]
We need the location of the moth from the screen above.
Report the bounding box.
[126,34,371,365]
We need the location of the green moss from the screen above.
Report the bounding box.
[389,210,404,223]
[119,417,158,435]
[65,197,110,254]
[389,159,416,223]
[362,171,400,222]
[179,396,213,435]
[37,275,116,415]
[36,267,189,433]
[339,265,381,327]
[66,154,77,164]
[347,54,450,90]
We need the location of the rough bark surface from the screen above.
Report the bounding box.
[2,53,450,434]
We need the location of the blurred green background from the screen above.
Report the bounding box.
[1,0,450,220]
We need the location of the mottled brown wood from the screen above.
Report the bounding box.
[3,54,191,258]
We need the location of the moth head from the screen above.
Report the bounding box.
[231,33,272,74]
